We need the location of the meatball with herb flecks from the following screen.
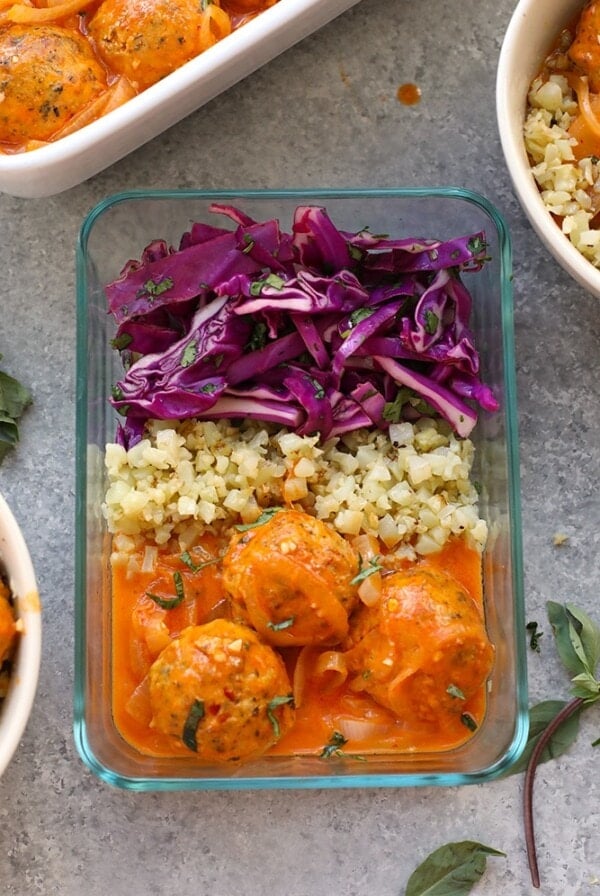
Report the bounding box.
[343,567,494,725]
[148,619,294,763]
[222,509,359,648]
[0,25,106,144]
[87,0,209,92]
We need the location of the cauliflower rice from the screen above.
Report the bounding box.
[524,72,600,265]
[102,417,487,561]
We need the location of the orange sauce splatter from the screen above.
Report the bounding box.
[397,82,422,106]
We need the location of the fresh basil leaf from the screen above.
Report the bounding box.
[182,699,205,752]
[146,571,186,609]
[235,507,282,532]
[266,617,295,632]
[547,601,589,677]
[350,556,383,585]
[319,730,348,759]
[570,672,600,702]
[0,368,32,419]
[405,841,505,896]
[266,694,293,738]
[179,551,221,573]
[565,603,600,676]
[0,363,32,464]
[502,700,581,776]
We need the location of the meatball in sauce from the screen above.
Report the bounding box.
[343,567,495,725]
[0,24,106,143]
[148,619,295,763]
[222,509,359,648]
[87,0,208,91]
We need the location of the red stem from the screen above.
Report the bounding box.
[523,696,585,888]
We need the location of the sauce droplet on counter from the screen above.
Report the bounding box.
[397,82,422,106]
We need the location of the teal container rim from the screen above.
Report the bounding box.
[74,186,528,791]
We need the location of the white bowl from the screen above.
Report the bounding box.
[496,0,600,298]
[0,0,360,199]
[0,493,41,777]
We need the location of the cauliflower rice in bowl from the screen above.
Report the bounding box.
[497,0,600,296]
[524,68,600,265]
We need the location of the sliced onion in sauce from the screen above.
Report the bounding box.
[358,570,382,607]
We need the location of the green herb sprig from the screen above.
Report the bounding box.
[404,840,505,895]
[523,601,600,888]
[266,694,293,739]
[0,357,32,464]
[146,571,186,609]
[182,699,205,752]
[235,507,282,532]
[350,555,383,586]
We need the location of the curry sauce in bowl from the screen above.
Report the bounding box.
[74,188,527,789]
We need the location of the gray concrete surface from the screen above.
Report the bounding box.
[1,0,599,893]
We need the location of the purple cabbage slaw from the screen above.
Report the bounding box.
[105,204,499,448]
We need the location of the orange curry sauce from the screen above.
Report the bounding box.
[111,535,488,760]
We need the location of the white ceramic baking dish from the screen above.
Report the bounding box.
[0,0,360,199]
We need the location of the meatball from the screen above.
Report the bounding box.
[0,25,106,144]
[88,0,207,91]
[569,1,600,93]
[343,567,494,725]
[221,509,359,647]
[148,619,294,763]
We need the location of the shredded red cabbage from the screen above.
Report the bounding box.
[106,204,499,448]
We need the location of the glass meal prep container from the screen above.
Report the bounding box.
[74,187,528,791]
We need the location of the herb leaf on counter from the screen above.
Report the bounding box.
[0,357,32,464]
[524,601,600,889]
[526,620,543,652]
[504,699,581,777]
[404,840,505,896]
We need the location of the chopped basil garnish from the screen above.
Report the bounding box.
[447,684,466,700]
[266,694,294,738]
[461,713,478,732]
[179,551,221,573]
[142,277,173,297]
[241,234,255,254]
[111,333,133,351]
[180,341,197,368]
[146,571,185,609]
[424,309,439,334]
[249,273,285,296]
[182,699,205,752]
[306,375,325,400]
[350,556,383,585]
[199,382,219,395]
[267,617,295,632]
[235,507,282,532]
[341,307,375,338]
[319,730,348,759]
[247,321,268,352]
[467,235,487,256]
